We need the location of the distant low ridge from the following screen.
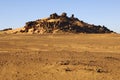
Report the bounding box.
[1,12,114,34]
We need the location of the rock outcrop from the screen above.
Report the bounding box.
[1,28,12,31]
[2,12,114,34]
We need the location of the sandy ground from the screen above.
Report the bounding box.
[0,34,120,80]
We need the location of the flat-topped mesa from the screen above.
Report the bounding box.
[20,12,113,34]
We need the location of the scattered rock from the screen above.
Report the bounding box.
[64,67,72,72]
[96,68,108,73]
[57,60,70,65]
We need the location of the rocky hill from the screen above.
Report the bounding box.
[1,12,114,34]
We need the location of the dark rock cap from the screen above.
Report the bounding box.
[20,12,114,34]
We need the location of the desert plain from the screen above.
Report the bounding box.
[0,33,120,80]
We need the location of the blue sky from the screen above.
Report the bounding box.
[0,0,120,33]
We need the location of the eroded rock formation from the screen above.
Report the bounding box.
[6,12,114,34]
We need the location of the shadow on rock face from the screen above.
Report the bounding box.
[3,12,114,34]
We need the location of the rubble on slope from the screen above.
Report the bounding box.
[1,12,114,34]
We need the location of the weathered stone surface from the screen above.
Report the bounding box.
[21,13,114,34]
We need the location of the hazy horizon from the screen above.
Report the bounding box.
[0,0,120,33]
